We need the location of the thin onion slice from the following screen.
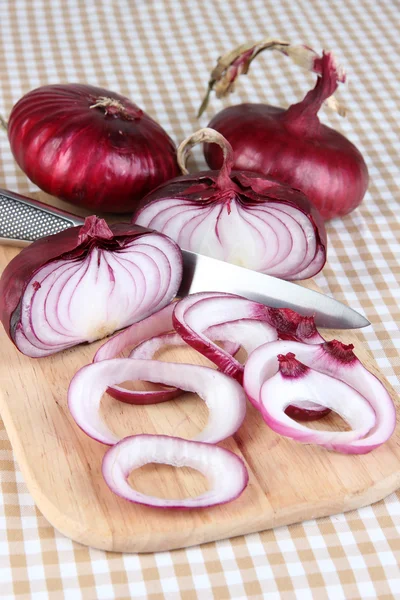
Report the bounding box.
[173,292,278,382]
[244,340,396,453]
[173,292,329,419]
[102,434,249,508]
[260,355,376,450]
[93,304,180,404]
[126,320,274,401]
[94,296,268,404]
[68,358,246,445]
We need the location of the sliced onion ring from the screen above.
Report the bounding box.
[68,358,246,445]
[244,340,396,453]
[173,292,278,382]
[102,434,249,508]
[172,292,328,419]
[93,304,179,404]
[260,356,376,450]
[94,294,275,405]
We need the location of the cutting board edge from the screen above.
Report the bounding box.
[2,386,400,554]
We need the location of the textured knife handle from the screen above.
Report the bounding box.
[0,189,84,246]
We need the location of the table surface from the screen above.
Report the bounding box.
[0,0,399,598]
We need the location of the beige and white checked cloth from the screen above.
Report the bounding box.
[0,1,399,598]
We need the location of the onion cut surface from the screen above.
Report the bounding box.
[102,435,249,509]
[244,340,396,453]
[68,358,247,445]
[134,128,326,280]
[0,217,182,358]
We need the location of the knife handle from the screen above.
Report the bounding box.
[0,188,85,247]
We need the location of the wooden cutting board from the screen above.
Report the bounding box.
[0,193,399,553]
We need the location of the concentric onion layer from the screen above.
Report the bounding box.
[135,196,325,280]
[244,340,396,453]
[102,434,249,509]
[14,233,182,357]
[68,358,247,445]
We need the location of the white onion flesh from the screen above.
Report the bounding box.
[102,435,249,508]
[94,295,276,403]
[68,358,247,445]
[135,197,325,279]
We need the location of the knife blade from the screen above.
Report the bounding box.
[0,188,369,329]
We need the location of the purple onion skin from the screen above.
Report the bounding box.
[7,84,179,213]
[205,104,368,220]
[285,405,331,421]
[108,387,181,405]
[0,218,158,345]
[203,50,369,221]
[134,169,327,255]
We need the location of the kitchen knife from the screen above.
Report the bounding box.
[0,188,369,329]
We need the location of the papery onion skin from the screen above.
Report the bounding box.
[134,129,327,281]
[202,47,369,220]
[7,84,179,213]
[0,216,182,357]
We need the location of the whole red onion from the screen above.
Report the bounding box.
[133,128,327,280]
[6,84,179,213]
[199,39,369,220]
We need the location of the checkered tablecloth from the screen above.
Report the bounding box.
[0,0,399,598]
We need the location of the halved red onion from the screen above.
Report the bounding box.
[102,434,249,508]
[0,217,182,358]
[244,340,396,452]
[68,358,247,445]
[133,128,326,280]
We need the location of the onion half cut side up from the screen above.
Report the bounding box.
[244,340,396,453]
[134,128,327,280]
[68,358,247,445]
[0,216,182,357]
[199,39,368,220]
[102,435,249,509]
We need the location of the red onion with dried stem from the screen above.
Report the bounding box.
[199,39,369,220]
